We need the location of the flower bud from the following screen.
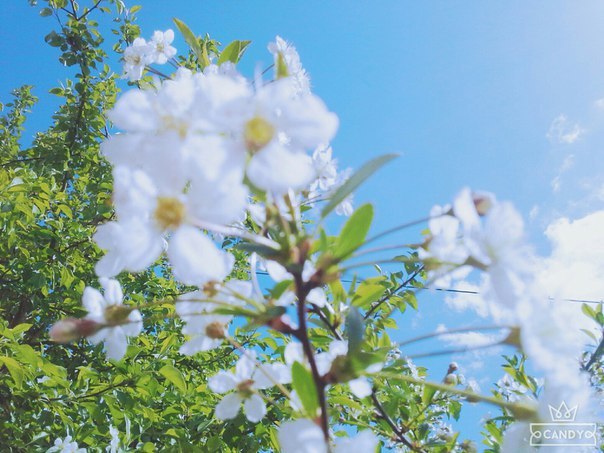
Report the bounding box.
[325,355,356,384]
[473,192,494,216]
[49,318,100,343]
[503,327,521,347]
[444,373,458,385]
[266,315,297,335]
[205,321,226,340]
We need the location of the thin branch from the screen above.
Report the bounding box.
[584,334,604,371]
[308,305,342,340]
[364,266,424,319]
[396,324,510,348]
[293,272,329,441]
[371,391,421,452]
[405,341,505,360]
[78,0,103,21]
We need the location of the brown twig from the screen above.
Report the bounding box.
[371,391,422,452]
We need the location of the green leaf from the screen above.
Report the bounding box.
[352,282,386,309]
[10,323,33,336]
[0,356,24,388]
[422,386,437,406]
[291,362,319,416]
[582,303,597,320]
[321,154,398,218]
[129,5,142,14]
[218,40,251,65]
[333,203,373,259]
[39,7,53,17]
[172,18,209,67]
[159,365,187,393]
[345,306,364,354]
[276,52,288,78]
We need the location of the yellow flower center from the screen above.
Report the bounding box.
[202,281,220,298]
[104,305,132,325]
[154,197,186,230]
[236,379,255,397]
[161,115,188,139]
[244,116,274,152]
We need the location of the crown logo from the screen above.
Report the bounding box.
[548,401,577,422]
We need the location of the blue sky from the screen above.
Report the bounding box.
[2,0,604,447]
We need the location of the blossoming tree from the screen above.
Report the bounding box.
[1,1,602,451]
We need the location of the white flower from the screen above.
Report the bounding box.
[278,419,326,453]
[320,340,381,398]
[148,29,176,64]
[122,37,151,82]
[284,341,332,377]
[95,166,237,285]
[247,141,316,194]
[93,217,164,278]
[519,296,587,382]
[502,378,597,453]
[176,281,252,355]
[496,374,528,402]
[419,203,469,286]
[310,145,338,192]
[268,36,311,96]
[47,435,86,453]
[83,279,142,360]
[106,426,120,453]
[208,351,289,423]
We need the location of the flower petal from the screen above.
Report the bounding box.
[208,371,238,394]
[214,393,242,420]
[82,287,106,317]
[168,225,232,286]
[349,377,372,399]
[243,394,266,423]
[100,278,123,306]
[104,327,128,361]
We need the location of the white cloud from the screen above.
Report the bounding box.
[594,98,604,110]
[443,281,487,317]
[436,324,504,348]
[546,115,585,144]
[529,205,540,221]
[550,154,576,194]
[560,153,575,172]
[538,210,604,302]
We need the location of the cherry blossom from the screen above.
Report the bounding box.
[82,278,142,360]
[208,351,289,423]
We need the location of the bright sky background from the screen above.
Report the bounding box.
[2,0,604,447]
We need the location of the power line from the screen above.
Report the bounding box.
[253,270,603,305]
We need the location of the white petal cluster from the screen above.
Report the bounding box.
[82,279,142,360]
[277,419,378,453]
[307,146,355,216]
[47,435,86,453]
[268,36,310,97]
[423,189,600,450]
[122,30,176,81]
[98,41,339,288]
[208,351,290,423]
[175,280,252,355]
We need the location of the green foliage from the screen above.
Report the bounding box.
[0,2,479,452]
[218,40,251,65]
[0,2,266,451]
